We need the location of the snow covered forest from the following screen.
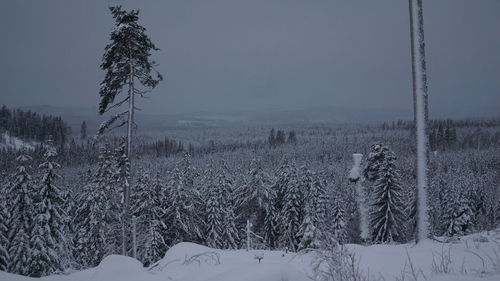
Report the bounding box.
[1,103,499,279]
[1,2,499,281]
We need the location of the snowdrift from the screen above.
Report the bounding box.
[1,230,500,281]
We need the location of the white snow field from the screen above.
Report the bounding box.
[1,230,499,281]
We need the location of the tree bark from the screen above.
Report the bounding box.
[409,0,430,243]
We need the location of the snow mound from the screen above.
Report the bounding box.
[161,242,214,264]
[151,242,311,281]
[2,230,500,281]
[92,255,144,280]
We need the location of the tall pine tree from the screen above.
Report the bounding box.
[98,6,163,254]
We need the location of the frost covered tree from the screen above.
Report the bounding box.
[205,169,224,248]
[441,191,473,237]
[331,199,346,245]
[364,144,390,182]
[215,162,240,249]
[263,192,280,249]
[409,0,430,243]
[7,152,34,275]
[297,215,319,251]
[179,152,198,190]
[165,165,203,244]
[29,143,66,277]
[308,173,327,228]
[0,184,9,271]
[237,157,274,239]
[281,162,304,250]
[131,172,166,265]
[201,161,240,249]
[98,6,163,254]
[370,147,406,243]
[73,144,117,268]
[73,182,108,268]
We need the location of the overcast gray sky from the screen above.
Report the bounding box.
[0,0,499,119]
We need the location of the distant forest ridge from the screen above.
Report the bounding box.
[1,104,500,147]
[0,105,71,146]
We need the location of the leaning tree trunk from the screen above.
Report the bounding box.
[122,56,135,256]
[409,0,430,243]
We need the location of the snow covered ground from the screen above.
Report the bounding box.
[2,230,499,281]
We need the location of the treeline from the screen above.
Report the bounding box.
[0,105,71,146]
[382,117,500,131]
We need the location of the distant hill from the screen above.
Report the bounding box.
[15,104,500,135]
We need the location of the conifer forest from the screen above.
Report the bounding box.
[0,2,499,281]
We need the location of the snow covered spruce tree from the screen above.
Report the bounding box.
[0,183,9,271]
[131,172,167,265]
[296,165,326,250]
[205,167,224,249]
[73,144,117,268]
[98,6,162,255]
[330,199,347,245]
[280,161,304,251]
[166,164,203,244]
[216,161,240,249]
[236,157,274,241]
[263,189,280,249]
[307,171,327,231]
[370,146,406,243]
[297,215,319,251]
[203,160,240,249]
[7,152,34,275]
[29,142,66,277]
[441,188,473,237]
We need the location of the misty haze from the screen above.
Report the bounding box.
[0,1,499,281]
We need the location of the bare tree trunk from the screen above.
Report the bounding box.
[409,0,430,243]
[122,58,135,256]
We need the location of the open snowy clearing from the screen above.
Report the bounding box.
[2,230,499,281]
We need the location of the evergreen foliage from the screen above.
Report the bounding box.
[0,105,71,146]
[0,184,9,271]
[7,153,34,275]
[98,5,162,125]
[280,161,304,250]
[29,142,65,277]
[205,168,224,249]
[297,215,319,250]
[370,146,406,243]
[441,192,474,237]
[330,199,347,245]
[73,145,118,268]
[131,172,167,265]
